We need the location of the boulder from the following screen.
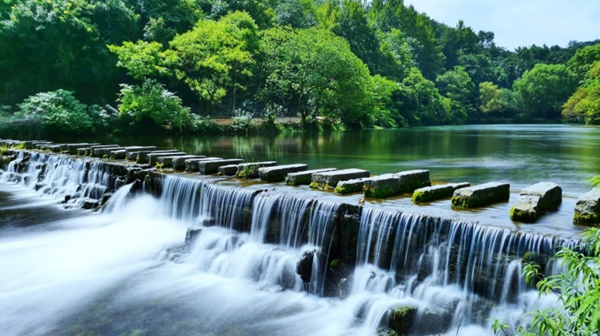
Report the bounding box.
[218,164,239,176]
[412,182,470,203]
[236,161,277,178]
[259,164,308,182]
[185,157,224,172]
[451,182,510,209]
[510,182,562,223]
[286,168,337,186]
[334,178,366,195]
[573,189,600,225]
[310,168,370,190]
[388,305,418,336]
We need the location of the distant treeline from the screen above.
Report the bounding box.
[0,0,599,136]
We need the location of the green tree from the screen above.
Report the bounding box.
[0,0,139,105]
[563,61,600,124]
[513,64,578,119]
[169,11,259,114]
[117,79,191,131]
[567,43,600,82]
[397,67,451,125]
[259,27,373,127]
[435,66,475,122]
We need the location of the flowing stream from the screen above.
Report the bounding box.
[0,147,577,336]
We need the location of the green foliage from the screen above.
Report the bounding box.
[496,228,600,336]
[169,11,259,113]
[109,41,176,80]
[16,89,101,135]
[568,43,600,82]
[117,79,191,131]
[397,67,451,125]
[513,64,578,119]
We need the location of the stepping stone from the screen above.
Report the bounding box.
[310,168,370,190]
[110,146,157,159]
[79,144,118,156]
[48,144,64,153]
[364,170,431,198]
[259,164,308,182]
[156,154,192,168]
[237,161,278,178]
[35,142,53,150]
[93,146,122,157]
[172,155,206,170]
[135,149,178,163]
[199,159,244,175]
[510,182,562,223]
[24,140,49,149]
[335,178,366,195]
[451,182,510,209]
[286,168,337,186]
[573,189,600,225]
[185,157,224,172]
[67,143,99,154]
[148,152,187,166]
[412,182,470,203]
[218,164,239,176]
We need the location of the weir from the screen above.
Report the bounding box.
[0,148,580,335]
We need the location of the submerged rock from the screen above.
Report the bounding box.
[573,189,600,225]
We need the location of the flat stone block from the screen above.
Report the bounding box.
[48,144,63,153]
[185,157,224,172]
[81,144,118,156]
[156,154,191,168]
[310,168,370,190]
[286,168,337,186]
[218,164,239,176]
[135,150,178,163]
[412,182,470,203]
[573,189,600,225]
[363,170,431,198]
[510,182,562,223]
[149,152,187,166]
[259,164,308,182]
[67,143,98,154]
[335,178,365,195]
[236,161,277,178]
[25,140,49,149]
[110,149,127,160]
[172,155,206,170]
[93,147,122,157]
[199,159,244,175]
[451,182,510,209]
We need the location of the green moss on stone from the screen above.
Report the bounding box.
[237,164,259,178]
[329,259,340,268]
[573,212,600,225]
[364,185,393,198]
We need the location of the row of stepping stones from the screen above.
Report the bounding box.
[3,138,599,226]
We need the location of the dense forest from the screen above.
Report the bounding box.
[1,0,599,136]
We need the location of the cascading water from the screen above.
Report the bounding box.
[0,152,575,336]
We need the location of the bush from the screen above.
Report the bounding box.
[16,90,98,135]
[117,79,191,132]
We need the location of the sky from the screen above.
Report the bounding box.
[404,0,600,50]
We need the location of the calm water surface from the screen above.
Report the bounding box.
[62,124,600,194]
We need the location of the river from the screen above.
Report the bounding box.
[1,124,598,336]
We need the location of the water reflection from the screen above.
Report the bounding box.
[52,124,600,193]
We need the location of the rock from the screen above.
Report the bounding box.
[412,182,470,203]
[82,199,100,210]
[237,161,278,178]
[310,168,370,190]
[101,192,113,206]
[573,189,600,225]
[92,146,122,158]
[172,155,206,170]
[184,157,224,172]
[109,149,127,160]
[451,182,510,209]
[510,182,562,223]
[258,164,308,182]
[218,164,239,176]
[334,178,365,195]
[388,305,418,336]
[156,154,191,168]
[199,159,244,175]
[185,227,203,246]
[364,170,431,199]
[135,149,178,163]
[296,250,315,283]
[66,143,98,154]
[377,327,399,336]
[286,168,337,186]
[148,152,187,166]
[414,307,453,335]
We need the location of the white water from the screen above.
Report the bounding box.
[0,155,566,336]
